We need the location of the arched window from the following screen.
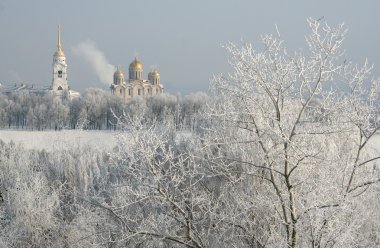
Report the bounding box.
[128,89,131,96]
[120,89,122,94]
[58,70,63,78]
[138,89,141,95]
[58,86,63,90]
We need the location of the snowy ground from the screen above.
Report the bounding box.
[0,129,120,151]
[0,129,379,155]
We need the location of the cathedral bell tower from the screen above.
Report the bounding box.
[52,25,69,93]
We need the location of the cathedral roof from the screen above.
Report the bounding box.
[148,70,160,77]
[114,67,124,78]
[129,58,143,69]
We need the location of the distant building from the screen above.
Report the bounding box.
[0,83,50,95]
[0,26,80,99]
[110,58,164,102]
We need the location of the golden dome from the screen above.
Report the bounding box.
[54,49,65,57]
[148,70,160,77]
[129,58,143,69]
[114,67,124,78]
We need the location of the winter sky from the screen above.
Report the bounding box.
[0,0,378,94]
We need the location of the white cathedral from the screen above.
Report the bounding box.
[0,26,80,99]
[110,58,164,102]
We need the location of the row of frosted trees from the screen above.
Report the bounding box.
[0,19,379,247]
[0,89,209,131]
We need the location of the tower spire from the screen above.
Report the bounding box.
[57,24,62,51]
[54,25,65,57]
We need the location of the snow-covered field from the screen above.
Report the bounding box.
[0,129,379,155]
[0,129,119,151]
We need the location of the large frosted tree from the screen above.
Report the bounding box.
[206,18,380,247]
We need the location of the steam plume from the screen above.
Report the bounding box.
[72,41,114,85]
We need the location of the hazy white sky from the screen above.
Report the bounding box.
[0,0,378,94]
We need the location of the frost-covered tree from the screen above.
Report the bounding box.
[72,19,380,248]
[90,113,223,247]
[205,18,380,247]
[0,141,61,247]
[0,139,112,247]
[80,88,126,130]
[181,92,210,131]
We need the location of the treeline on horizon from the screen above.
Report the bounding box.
[0,89,209,131]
